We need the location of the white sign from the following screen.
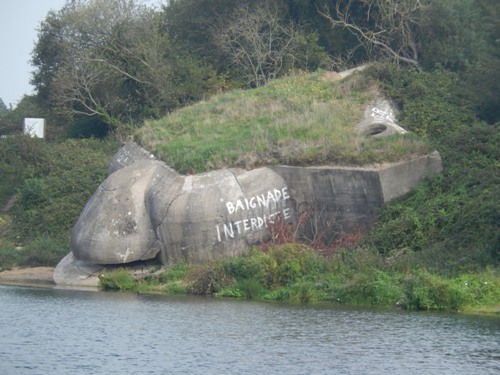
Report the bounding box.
[24,118,45,138]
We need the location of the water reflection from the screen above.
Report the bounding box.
[1,285,499,374]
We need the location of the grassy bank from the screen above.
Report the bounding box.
[102,65,499,314]
[99,244,499,314]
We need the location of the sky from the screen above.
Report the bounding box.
[0,0,163,108]
[0,0,68,108]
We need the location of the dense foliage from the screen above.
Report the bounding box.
[364,66,499,270]
[100,245,499,313]
[0,136,120,269]
[2,0,495,134]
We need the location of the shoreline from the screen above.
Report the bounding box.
[1,267,498,316]
[0,267,56,288]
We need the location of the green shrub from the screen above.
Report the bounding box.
[267,244,322,286]
[0,240,20,271]
[363,65,499,269]
[17,236,68,267]
[188,263,233,295]
[287,281,325,304]
[222,252,267,282]
[8,137,120,243]
[216,286,245,299]
[402,269,468,311]
[157,262,190,282]
[235,278,266,299]
[99,269,137,291]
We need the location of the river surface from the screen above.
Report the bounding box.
[0,285,499,375]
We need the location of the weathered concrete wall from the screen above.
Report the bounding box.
[69,143,295,269]
[270,151,442,240]
[270,165,384,238]
[151,167,292,264]
[55,142,442,286]
[71,159,170,264]
[378,151,442,202]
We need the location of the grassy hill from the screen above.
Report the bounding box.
[135,70,432,174]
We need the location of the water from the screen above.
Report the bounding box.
[0,285,498,375]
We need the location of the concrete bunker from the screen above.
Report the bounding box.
[53,95,443,287]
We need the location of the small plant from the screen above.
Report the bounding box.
[99,269,137,291]
[157,262,190,282]
[187,263,233,295]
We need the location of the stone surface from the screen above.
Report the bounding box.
[67,153,293,268]
[56,137,443,286]
[271,152,442,240]
[108,141,156,175]
[378,151,443,202]
[71,159,171,264]
[153,167,292,264]
[53,252,102,288]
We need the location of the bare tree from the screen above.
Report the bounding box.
[214,3,301,87]
[319,0,429,70]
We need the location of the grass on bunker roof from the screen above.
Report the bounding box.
[135,70,432,174]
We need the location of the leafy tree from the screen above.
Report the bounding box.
[419,0,491,71]
[416,0,499,123]
[0,99,14,136]
[162,0,240,72]
[0,98,8,113]
[31,0,214,128]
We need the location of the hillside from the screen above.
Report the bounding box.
[135,70,432,174]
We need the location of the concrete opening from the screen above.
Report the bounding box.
[365,123,387,136]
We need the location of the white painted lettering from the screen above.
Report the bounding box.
[249,197,256,209]
[282,187,290,200]
[257,194,267,208]
[257,216,265,229]
[226,202,235,215]
[234,220,242,234]
[268,212,277,224]
[243,219,251,232]
[267,191,276,204]
[223,223,234,239]
[219,186,294,242]
[251,217,258,230]
[216,225,222,242]
[235,199,245,212]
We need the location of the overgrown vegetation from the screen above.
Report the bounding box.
[136,71,431,173]
[364,65,499,270]
[99,245,499,313]
[0,136,120,270]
